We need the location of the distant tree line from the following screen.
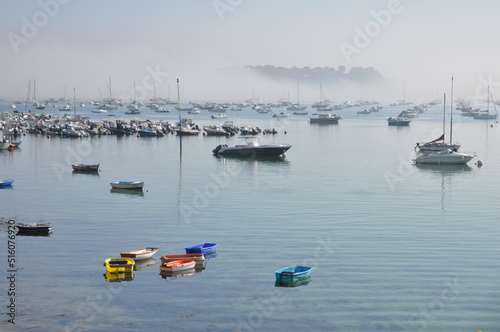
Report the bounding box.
[246,65,382,84]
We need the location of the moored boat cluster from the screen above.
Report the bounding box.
[103,243,218,282]
[0,111,279,138]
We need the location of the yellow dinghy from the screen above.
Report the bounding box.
[104,258,135,273]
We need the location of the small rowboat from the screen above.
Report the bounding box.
[0,178,14,187]
[104,258,135,273]
[120,247,159,261]
[275,266,313,280]
[110,181,144,189]
[72,163,100,171]
[184,243,218,254]
[16,222,52,233]
[159,259,196,272]
[160,253,205,264]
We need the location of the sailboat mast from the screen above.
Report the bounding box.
[443,93,446,143]
[73,88,76,116]
[177,78,181,123]
[487,85,490,111]
[133,80,136,103]
[450,77,454,145]
[297,81,300,106]
[25,79,31,112]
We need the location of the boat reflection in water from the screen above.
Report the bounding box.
[275,276,312,288]
[159,268,196,280]
[214,154,288,162]
[134,258,157,271]
[110,188,145,197]
[16,231,52,237]
[203,251,217,260]
[72,169,100,177]
[159,261,206,280]
[104,271,135,282]
[414,163,473,174]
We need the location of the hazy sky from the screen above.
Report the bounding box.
[1,0,499,103]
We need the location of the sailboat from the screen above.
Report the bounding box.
[175,79,199,136]
[473,86,498,120]
[414,78,476,165]
[312,83,329,109]
[287,82,307,111]
[125,81,141,114]
[415,90,460,152]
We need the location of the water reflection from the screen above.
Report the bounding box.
[159,268,197,280]
[415,163,475,212]
[103,271,135,282]
[110,188,145,197]
[16,231,52,237]
[415,163,473,174]
[134,258,157,271]
[214,154,288,163]
[72,169,100,177]
[0,185,14,190]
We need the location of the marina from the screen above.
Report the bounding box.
[1,100,499,331]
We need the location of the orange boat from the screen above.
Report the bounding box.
[159,259,196,272]
[160,253,205,264]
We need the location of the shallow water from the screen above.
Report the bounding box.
[1,103,499,331]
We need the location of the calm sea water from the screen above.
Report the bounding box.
[1,102,499,331]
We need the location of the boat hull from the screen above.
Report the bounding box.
[72,164,99,171]
[416,143,461,152]
[0,142,11,150]
[387,117,411,126]
[0,179,14,186]
[110,181,144,189]
[275,266,313,280]
[160,254,205,264]
[310,118,339,124]
[214,146,291,157]
[120,247,159,261]
[185,243,218,254]
[414,152,476,164]
[104,258,135,273]
[159,259,196,272]
[16,223,52,233]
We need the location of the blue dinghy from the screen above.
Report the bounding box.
[0,178,14,187]
[275,266,313,280]
[185,243,218,254]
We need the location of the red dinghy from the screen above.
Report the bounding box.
[159,259,196,272]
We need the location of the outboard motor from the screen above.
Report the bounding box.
[213,145,223,154]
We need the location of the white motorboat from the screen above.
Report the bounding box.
[213,137,291,157]
[473,112,497,119]
[387,117,411,126]
[211,113,228,119]
[414,150,476,164]
[203,125,231,136]
[272,112,291,118]
[0,142,11,150]
[92,108,108,113]
[310,113,342,124]
[357,109,371,114]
